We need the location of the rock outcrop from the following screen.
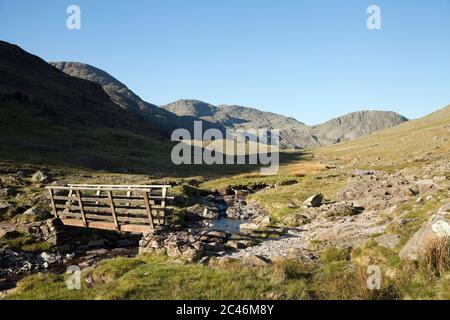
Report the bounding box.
[399,204,450,260]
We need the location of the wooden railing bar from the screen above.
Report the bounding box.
[143,191,155,229]
[47,186,171,192]
[49,195,174,202]
[161,187,167,226]
[58,212,151,224]
[60,219,153,233]
[75,190,88,227]
[68,184,172,188]
[48,189,58,218]
[54,203,173,212]
[107,191,120,231]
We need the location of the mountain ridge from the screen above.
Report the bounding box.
[49,61,408,149]
[163,99,408,148]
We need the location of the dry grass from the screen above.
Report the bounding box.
[281,163,328,177]
[420,236,450,277]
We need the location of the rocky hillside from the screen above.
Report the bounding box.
[49,62,215,133]
[0,41,173,171]
[163,99,408,149]
[311,110,408,145]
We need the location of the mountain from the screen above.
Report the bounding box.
[50,63,408,150]
[315,105,450,171]
[311,110,409,145]
[49,62,214,133]
[0,41,174,171]
[163,99,408,149]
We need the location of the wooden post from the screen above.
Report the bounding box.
[75,190,88,227]
[143,191,155,229]
[107,191,120,231]
[64,188,73,214]
[161,187,167,226]
[94,187,101,213]
[126,187,132,218]
[48,189,58,218]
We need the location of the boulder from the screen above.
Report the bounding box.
[242,255,270,267]
[325,202,364,217]
[375,234,401,249]
[20,207,51,222]
[256,216,271,227]
[303,194,323,208]
[187,204,220,220]
[182,248,203,263]
[399,204,450,260]
[414,179,436,194]
[225,240,246,250]
[166,245,182,257]
[239,223,259,231]
[31,170,50,184]
[200,230,228,243]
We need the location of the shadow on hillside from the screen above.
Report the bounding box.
[0,142,309,178]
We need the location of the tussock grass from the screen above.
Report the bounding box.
[419,236,450,278]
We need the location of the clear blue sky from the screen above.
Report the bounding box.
[1,0,450,124]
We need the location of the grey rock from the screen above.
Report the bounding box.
[182,248,203,263]
[399,204,450,260]
[303,194,324,208]
[375,234,401,249]
[187,204,220,220]
[31,170,50,184]
[23,207,52,221]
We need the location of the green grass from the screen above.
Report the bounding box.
[0,231,54,253]
[248,173,347,223]
[6,250,415,300]
[7,255,312,300]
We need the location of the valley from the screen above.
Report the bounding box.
[0,41,449,300]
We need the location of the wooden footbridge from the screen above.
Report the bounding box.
[46,184,173,233]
